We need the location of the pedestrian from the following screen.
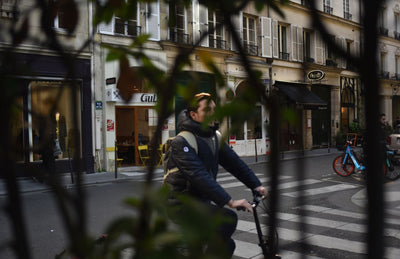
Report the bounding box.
[163,92,267,258]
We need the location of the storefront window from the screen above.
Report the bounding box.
[11,97,24,162]
[247,107,262,139]
[29,81,81,161]
[230,106,262,140]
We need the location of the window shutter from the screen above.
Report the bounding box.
[230,11,243,52]
[261,17,272,58]
[192,0,199,44]
[354,40,360,57]
[291,25,298,61]
[336,37,345,68]
[297,26,303,62]
[98,19,113,34]
[146,0,160,41]
[199,4,208,47]
[315,32,324,64]
[272,19,279,58]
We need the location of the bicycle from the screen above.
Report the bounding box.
[333,140,394,177]
[238,191,281,259]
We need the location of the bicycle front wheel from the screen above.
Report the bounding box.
[258,198,279,256]
[333,155,354,176]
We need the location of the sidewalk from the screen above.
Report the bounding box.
[0,148,341,196]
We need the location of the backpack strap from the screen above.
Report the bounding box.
[178,131,198,154]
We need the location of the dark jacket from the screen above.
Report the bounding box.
[164,110,262,207]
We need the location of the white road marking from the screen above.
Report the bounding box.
[282,183,359,197]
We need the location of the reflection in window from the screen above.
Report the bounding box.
[11,97,24,162]
[30,81,81,161]
[230,106,262,140]
[247,107,262,140]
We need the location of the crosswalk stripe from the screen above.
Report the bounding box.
[220,176,291,189]
[299,204,400,226]
[298,205,366,219]
[234,239,325,259]
[235,219,400,257]
[277,179,322,190]
[233,240,263,259]
[282,183,359,197]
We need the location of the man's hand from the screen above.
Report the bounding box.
[227,199,253,213]
[254,186,268,197]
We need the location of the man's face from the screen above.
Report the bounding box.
[381,116,386,125]
[190,99,216,125]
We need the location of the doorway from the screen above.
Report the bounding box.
[115,106,159,165]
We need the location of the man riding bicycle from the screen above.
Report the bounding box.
[163,93,268,258]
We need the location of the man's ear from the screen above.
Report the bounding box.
[189,110,196,120]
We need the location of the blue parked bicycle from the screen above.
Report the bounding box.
[332,140,394,177]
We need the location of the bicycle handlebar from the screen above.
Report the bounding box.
[236,190,265,211]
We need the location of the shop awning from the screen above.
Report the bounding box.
[275,81,327,110]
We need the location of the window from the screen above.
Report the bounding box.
[325,35,337,67]
[230,106,262,141]
[50,0,68,30]
[0,0,18,19]
[380,52,389,78]
[303,30,314,63]
[323,0,333,14]
[395,13,400,40]
[378,7,388,36]
[243,16,257,55]
[208,10,225,49]
[169,2,188,44]
[11,81,82,162]
[396,56,400,80]
[343,0,352,20]
[97,2,141,37]
[115,3,139,36]
[278,24,289,60]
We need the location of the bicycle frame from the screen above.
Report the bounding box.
[343,144,365,171]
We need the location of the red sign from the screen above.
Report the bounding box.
[107,119,114,132]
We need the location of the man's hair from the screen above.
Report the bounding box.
[187,92,212,112]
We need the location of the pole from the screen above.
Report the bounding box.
[114,141,118,179]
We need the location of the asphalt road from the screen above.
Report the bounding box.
[1,153,399,259]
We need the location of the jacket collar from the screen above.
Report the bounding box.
[177,109,218,138]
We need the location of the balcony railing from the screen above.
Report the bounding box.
[379,27,389,37]
[305,56,315,63]
[394,31,400,40]
[379,71,390,79]
[344,12,352,20]
[279,52,290,61]
[323,5,333,15]
[169,31,189,45]
[127,25,141,37]
[209,38,228,50]
[326,59,337,67]
[244,43,258,56]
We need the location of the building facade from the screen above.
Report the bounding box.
[1,0,94,175]
[4,1,400,174]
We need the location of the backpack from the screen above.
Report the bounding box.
[162,130,222,184]
[163,131,197,182]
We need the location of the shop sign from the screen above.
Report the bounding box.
[307,70,325,81]
[105,89,158,103]
[229,135,236,145]
[105,77,116,85]
[107,119,114,132]
[140,94,158,103]
[95,101,103,110]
